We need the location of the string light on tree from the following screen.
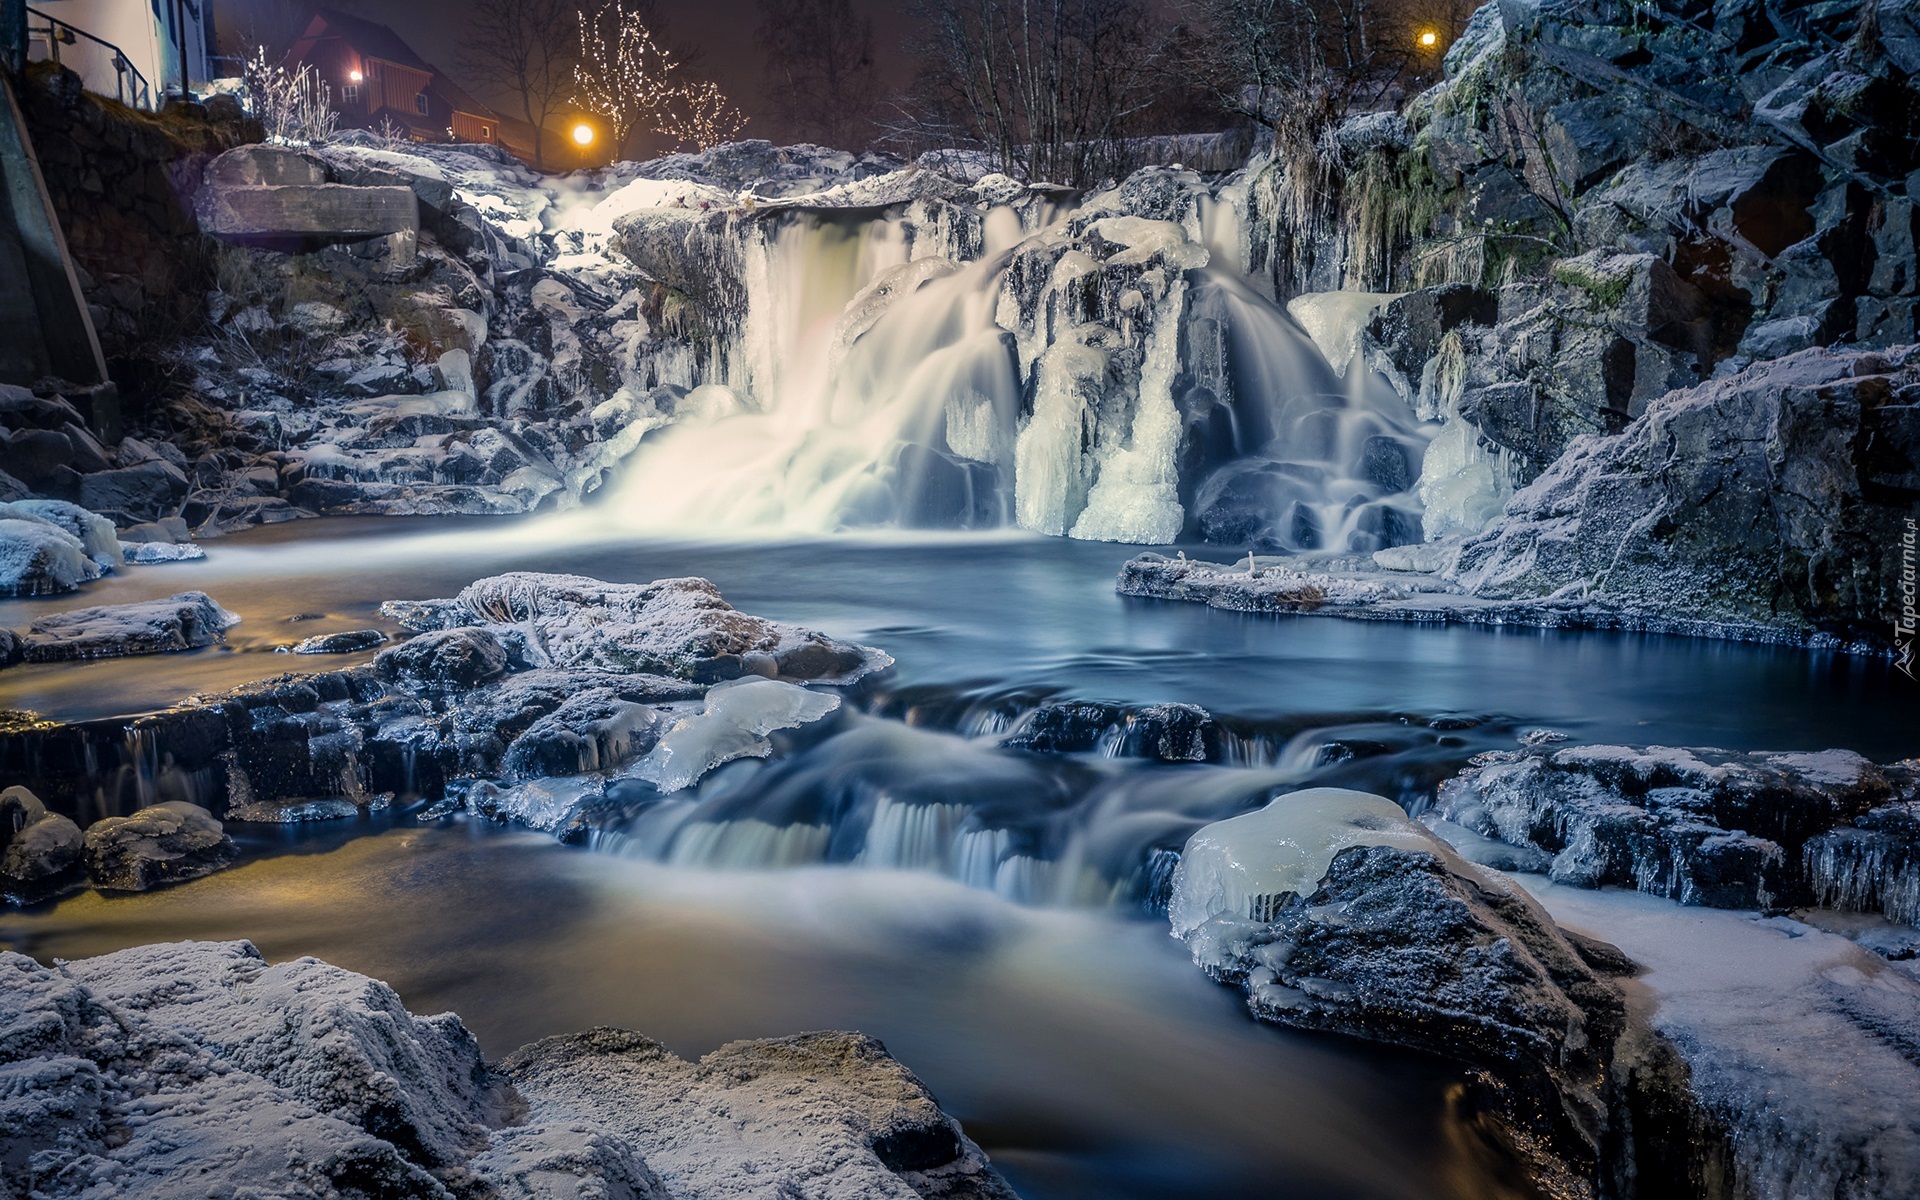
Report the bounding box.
[668,80,747,153]
[573,0,681,159]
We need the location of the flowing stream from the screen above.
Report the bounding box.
[0,521,1910,1200]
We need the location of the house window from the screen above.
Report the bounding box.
[342,83,361,104]
[414,91,429,115]
[480,125,490,139]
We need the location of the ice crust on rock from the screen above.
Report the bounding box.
[1169,787,1451,938]
[81,801,235,892]
[0,516,101,597]
[1167,786,1627,1193]
[1436,742,1918,915]
[630,677,840,794]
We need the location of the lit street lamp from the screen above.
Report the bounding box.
[572,122,596,147]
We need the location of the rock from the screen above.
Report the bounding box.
[82,801,236,891]
[500,693,662,780]
[0,516,101,596]
[2,500,122,567]
[1436,743,1915,912]
[197,181,421,245]
[117,516,193,543]
[501,1027,1019,1200]
[0,949,446,1199]
[121,541,207,563]
[204,145,328,187]
[1449,348,1920,644]
[1000,700,1213,762]
[293,628,389,654]
[20,592,239,662]
[75,459,190,521]
[0,940,1013,1200]
[388,572,890,684]
[374,628,511,690]
[0,785,85,902]
[1169,788,1625,1193]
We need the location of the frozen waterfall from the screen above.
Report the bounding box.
[606,192,1439,549]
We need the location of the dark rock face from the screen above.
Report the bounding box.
[374,628,511,691]
[81,801,236,892]
[1437,742,1918,914]
[1449,348,1920,642]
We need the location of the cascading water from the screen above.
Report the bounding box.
[608,190,1439,549]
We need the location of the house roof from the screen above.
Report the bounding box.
[432,71,500,122]
[284,9,433,73]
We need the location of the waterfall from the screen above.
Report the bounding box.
[605,183,1437,548]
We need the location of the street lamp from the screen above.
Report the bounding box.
[572,122,595,147]
[349,68,363,82]
[1418,30,1439,48]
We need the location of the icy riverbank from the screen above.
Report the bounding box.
[0,939,1016,1199]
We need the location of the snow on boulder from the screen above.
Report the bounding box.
[64,940,503,1168]
[82,801,236,892]
[387,571,890,684]
[499,1027,1018,1200]
[0,949,446,1200]
[19,592,240,662]
[0,500,121,569]
[0,515,101,597]
[0,785,85,903]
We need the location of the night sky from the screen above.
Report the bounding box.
[211,0,919,138]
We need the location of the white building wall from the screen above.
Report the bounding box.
[28,0,211,107]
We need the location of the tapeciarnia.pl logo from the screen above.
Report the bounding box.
[1898,516,1918,680]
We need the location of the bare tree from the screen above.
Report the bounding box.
[893,0,1171,187]
[575,0,684,159]
[666,80,750,152]
[459,0,580,169]
[755,0,882,148]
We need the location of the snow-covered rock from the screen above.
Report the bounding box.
[1167,787,1628,1194]
[0,786,85,903]
[387,572,890,684]
[17,591,240,662]
[81,801,235,892]
[0,940,1019,1200]
[0,515,101,597]
[500,1026,1018,1200]
[1436,743,1918,914]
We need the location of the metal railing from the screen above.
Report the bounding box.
[25,6,153,110]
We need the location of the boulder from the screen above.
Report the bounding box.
[0,516,101,597]
[0,785,85,902]
[501,1027,1018,1200]
[204,145,328,187]
[374,628,511,690]
[1439,743,1919,914]
[384,572,889,684]
[198,182,420,244]
[2,499,121,567]
[82,801,236,892]
[20,592,239,662]
[1449,347,1920,642]
[293,628,389,654]
[1169,788,1626,1193]
[75,459,190,521]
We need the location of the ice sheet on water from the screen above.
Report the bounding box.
[628,678,841,794]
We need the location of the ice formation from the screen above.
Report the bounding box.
[1168,787,1457,938]
[630,678,841,793]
